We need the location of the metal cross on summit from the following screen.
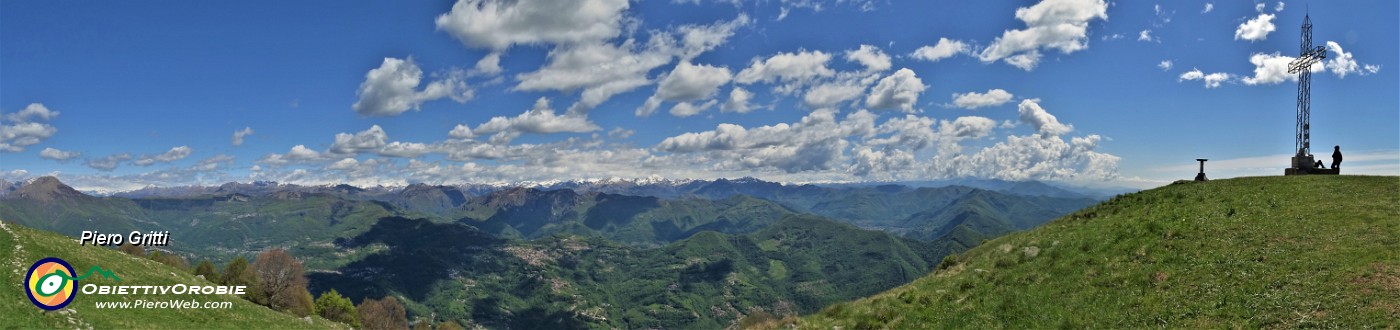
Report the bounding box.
[1284,12,1333,175]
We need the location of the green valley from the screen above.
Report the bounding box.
[309,214,960,328]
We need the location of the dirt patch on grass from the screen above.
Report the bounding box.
[1153,271,1169,283]
[1350,263,1400,314]
[1352,264,1400,290]
[1379,266,1400,292]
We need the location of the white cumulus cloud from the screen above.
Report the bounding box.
[1017,99,1072,136]
[449,124,474,140]
[1180,68,1233,88]
[864,68,926,112]
[154,146,193,162]
[134,146,193,166]
[911,38,970,62]
[1240,53,1316,85]
[1,103,59,153]
[637,61,732,117]
[5,103,59,122]
[86,153,132,171]
[473,52,503,76]
[1324,41,1377,78]
[379,142,435,158]
[231,127,254,146]
[845,45,892,72]
[1235,13,1276,41]
[656,109,874,173]
[951,89,1015,109]
[676,14,751,60]
[1003,51,1043,71]
[978,0,1109,70]
[721,87,756,114]
[803,82,867,109]
[330,125,390,156]
[39,147,80,162]
[947,133,1118,181]
[1138,29,1155,42]
[287,145,322,160]
[434,0,630,50]
[657,62,733,101]
[669,100,719,118]
[353,57,472,116]
[1239,42,1377,86]
[734,50,835,94]
[475,97,601,144]
[514,39,673,113]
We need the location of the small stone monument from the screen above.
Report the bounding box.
[1194,159,1208,181]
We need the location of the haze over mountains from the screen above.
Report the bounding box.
[0,176,1099,327]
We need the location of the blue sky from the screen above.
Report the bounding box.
[2,0,1396,192]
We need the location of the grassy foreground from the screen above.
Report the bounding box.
[0,219,345,329]
[788,175,1399,328]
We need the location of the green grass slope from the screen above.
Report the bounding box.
[794,176,1399,328]
[0,220,344,329]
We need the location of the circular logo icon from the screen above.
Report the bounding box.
[25,257,77,310]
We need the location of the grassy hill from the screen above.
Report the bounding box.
[790,176,1399,328]
[0,220,344,329]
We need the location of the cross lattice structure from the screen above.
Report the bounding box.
[1288,13,1327,159]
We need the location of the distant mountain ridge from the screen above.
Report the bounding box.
[97,175,1118,200]
[0,178,16,197]
[8,176,93,202]
[815,177,1132,199]
[2,176,1099,247]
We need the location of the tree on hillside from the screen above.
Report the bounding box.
[221,257,256,283]
[148,250,189,270]
[358,296,409,330]
[289,288,315,317]
[315,289,358,327]
[193,259,219,280]
[117,242,145,257]
[225,255,268,305]
[252,248,314,316]
[435,321,464,330]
